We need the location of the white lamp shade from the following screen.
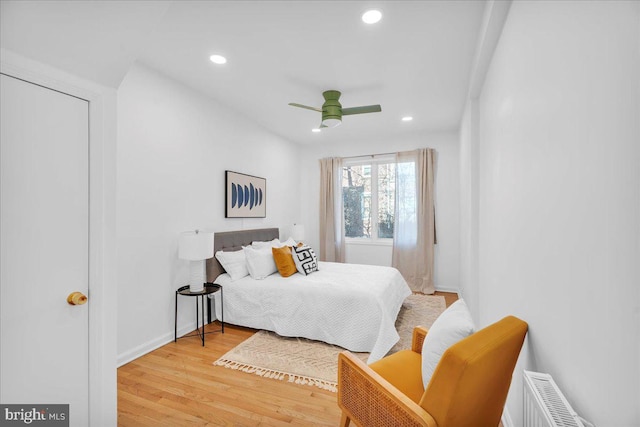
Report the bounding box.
[178,230,214,261]
[292,224,305,242]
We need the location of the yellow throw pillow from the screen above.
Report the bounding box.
[272,246,297,277]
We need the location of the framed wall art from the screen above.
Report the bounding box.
[225,170,266,218]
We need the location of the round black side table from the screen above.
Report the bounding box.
[174,283,224,346]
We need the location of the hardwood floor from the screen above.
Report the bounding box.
[118,291,458,426]
[433,290,458,307]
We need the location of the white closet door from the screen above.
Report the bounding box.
[1,74,89,426]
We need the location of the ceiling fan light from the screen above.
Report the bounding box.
[402,116,413,121]
[362,10,382,24]
[321,118,342,128]
[312,128,321,133]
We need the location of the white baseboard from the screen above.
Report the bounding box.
[117,321,197,367]
[501,407,514,427]
[434,286,459,295]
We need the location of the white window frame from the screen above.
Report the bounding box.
[343,154,396,244]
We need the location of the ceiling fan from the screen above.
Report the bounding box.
[288,90,382,129]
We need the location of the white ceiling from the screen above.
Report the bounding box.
[0,1,171,88]
[1,1,486,145]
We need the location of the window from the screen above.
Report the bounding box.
[342,157,396,240]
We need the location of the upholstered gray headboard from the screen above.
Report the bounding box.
[206,228,279,283]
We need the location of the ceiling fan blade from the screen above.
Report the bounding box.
[319,123,328,129]
[342,105,382,115]
[288,103,322,112]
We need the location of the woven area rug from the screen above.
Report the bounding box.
[213,294,446,392]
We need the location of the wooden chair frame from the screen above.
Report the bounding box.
[337,327,436,427]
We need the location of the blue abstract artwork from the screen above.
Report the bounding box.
[225,171,266,218]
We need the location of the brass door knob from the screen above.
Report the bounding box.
[67,292,88,305]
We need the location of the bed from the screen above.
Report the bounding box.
[205,228,411,363]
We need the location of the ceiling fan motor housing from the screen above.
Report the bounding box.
[322,90,342,125]
[288,89,380,128]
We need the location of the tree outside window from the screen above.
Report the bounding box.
[342,161,396,240]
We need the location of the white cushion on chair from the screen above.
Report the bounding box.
[421,299,475,389]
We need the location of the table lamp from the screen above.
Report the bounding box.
[179,230,214,292]
[292,223,305,243]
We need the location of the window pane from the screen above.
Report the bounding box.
[343,165,371,238]
[396,161,417,245]
[377,163,395,238]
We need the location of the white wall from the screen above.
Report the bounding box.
[299,130,460,292]
[344,241,393,267]
[463,1,640,425]
[458,99,479,322]
[116,64,302,364]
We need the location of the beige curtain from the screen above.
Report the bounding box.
[392,148,436,294]
[319,157,345,262]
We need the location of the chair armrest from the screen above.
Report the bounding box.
[412,327,429,354]
[338,351,436,427]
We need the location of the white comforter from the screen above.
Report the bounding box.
[211,261,412,363]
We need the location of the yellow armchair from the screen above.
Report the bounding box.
[338,316,528,427]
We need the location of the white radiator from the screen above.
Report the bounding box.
[523,370,586,427]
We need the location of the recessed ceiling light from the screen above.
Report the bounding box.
[362,10,382,24]
[209,54,227,65]
[402,116,413,122]
[312,128,322,133]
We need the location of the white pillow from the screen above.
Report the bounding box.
[214,249,248,281]
[212,272,232,286]
[281,237,297,247]
[243,246,277,279]
[251,238,281,249]
[291,245,319,275]
[421,299,475,389]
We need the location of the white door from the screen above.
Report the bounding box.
[1,74,89,426]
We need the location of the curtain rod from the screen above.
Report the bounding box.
[340,147,436,160]
[341,151,397,160]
